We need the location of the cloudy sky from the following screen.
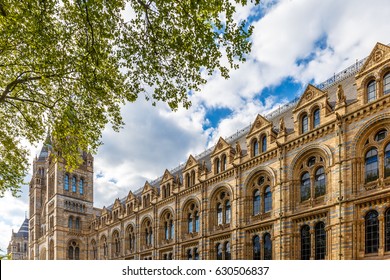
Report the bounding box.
[1,0,390,252]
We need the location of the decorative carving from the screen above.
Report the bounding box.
[279,117,285,133]
[218,142,223,149]
[305,90,313,100]
[373,49,384,63]
[255,120,262,128]
[336,84,346,104]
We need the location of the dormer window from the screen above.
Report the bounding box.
[384,72,390,95]
[367,80,376,102]
[261,135,267,153]
[301,114,308,134]
[253,139,259,156]
[313,108,320,128]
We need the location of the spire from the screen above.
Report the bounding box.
[37,128,52,160]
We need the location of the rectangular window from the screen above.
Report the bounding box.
[72,177,77,192]
[79,179,84,195]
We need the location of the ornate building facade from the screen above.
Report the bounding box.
[28,42,390,260]
[7,218,29,260]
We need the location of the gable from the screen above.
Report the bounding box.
[293,84,326,112]
[246,114,272,138]
[183,155,198,171]
[211,137,232,156]
[357,42,390,77]
[160,169,174,184]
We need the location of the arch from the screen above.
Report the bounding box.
[288,144,333,179]
[351,114,390,157]
[208,183,235,204]
[243,166,277,189]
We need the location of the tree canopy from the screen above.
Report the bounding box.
[0,0,259,196]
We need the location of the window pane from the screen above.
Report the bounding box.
[263,233,272,260]
[253,235,260,260]
[188,214,193,233]
[72,177,76,192]
[261,136,267,153]
[384,73,390,95]
[216,243,222,260]
[253,140,259,156]
[253,190,260,215]
[313,109,320,128]
[302,115,308,133]
[315,222,326,260]
[79,179,84,195]
[367,80,376,102]
[264,186,272,212]
[225,242,231,260]
[64,175,69,191]
[195,212,200,232]
[365,148,378,183]
[374,129,387,142]
[315,167,326,197]
[301,225,311,260]
[386,209,390,252]
[217,203,223,225]
[194,248,199,260]
[225,201,231,224]
[187,249,192,260]
[365,211,379,254]
[300,172,311,201]
[385,144,390,178]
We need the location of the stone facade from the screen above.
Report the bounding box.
[28,42,390,260]
[7,218,29,260]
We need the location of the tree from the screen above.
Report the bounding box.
[0,0,259,196]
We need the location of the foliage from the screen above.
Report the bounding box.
[0,0,259,196]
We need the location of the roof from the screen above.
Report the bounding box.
[14,218,29,238]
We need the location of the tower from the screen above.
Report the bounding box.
[28,135,94,259]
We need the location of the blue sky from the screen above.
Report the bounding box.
[1,0,390,251]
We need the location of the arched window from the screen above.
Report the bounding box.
[68,216,73,229]
[225,242,231,260]
[384,73,390,95]
[253,139,259,156]
[162,186,166,199]
[365,210,379,254]
[75,217,80,230]
[221,154,227,171]
[301,114,309,134]
[191,171,196,186]
[187,249,193,260]
[261,135,267,153]
[264,186,272,212]
[225,200,231,224]
[215,158,220,174]
[315,222,326,260]
[263,233,272,260]
[385,208,390,252]
[127,225,136,253]
[101,236,108,259]
[301,225,311,260]
[375,129,387,142]
[162,212,174,241]
[91,240,97,260]
[72,176,77,192]
[79,178,84,195]
[313,108,320,128]
[194,248,199,260]
[113,231,120,256]
[143,220,153,247]
[315,167,326,197]
[188,213,193,233]
[186,173,190,188]
[300,172,311,201]
[367,80,376,102]
[253,235,260,260]
[365,148,379,183]
[166,183,171,197]
[64,174,69,191]
[194,211,200,232]
[68,240,80,260]
[253,189,260,215]
[217,203,223,225]
[215,191,231,226]
[216,243,222,260]
[385,143,390,178]
[186,203,200,233]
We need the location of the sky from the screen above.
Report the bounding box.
[1,0,390,252]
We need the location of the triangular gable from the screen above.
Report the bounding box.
[102,206,109,215]
[210,137,231,156]
[183,155,198,171]
[126,190,136,201]
[141,181,153,194]
[160,169,174,184]
[293,84,325,112]
[357,42,390,77]
[247,114,272,138]
[113,198,121,209]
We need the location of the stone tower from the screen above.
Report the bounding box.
[28,135,94,259]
